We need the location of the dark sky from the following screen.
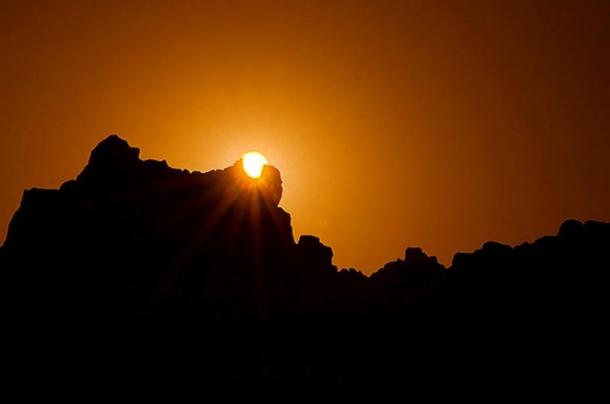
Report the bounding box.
[2,0,609,273]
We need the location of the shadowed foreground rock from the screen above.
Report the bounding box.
[1,136,609,400]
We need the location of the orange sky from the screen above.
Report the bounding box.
[2,0,609,273]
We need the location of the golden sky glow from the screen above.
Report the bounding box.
[1,1,609,273]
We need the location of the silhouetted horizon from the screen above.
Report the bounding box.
[2,135,608,399]
[3,134,603,275]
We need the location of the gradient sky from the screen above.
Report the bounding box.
[2,0,609,273]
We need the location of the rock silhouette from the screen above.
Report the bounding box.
[1,136,609,400]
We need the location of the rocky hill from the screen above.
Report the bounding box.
[2,136,608,400]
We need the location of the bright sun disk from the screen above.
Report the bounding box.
[242,151,268,178]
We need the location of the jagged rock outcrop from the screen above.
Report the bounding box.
[2,135,609,400]
[448,219,610,316]
[370,247,446,309]
[4,135,297,319]
[296,235,335,272]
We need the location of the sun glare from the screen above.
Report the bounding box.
[242,152,268,178]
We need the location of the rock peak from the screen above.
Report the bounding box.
[75,135,141,185]
[88,135,140,167]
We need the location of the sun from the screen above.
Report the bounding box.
[242,151,268,178]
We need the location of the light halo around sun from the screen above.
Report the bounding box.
[242,151,268,178]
